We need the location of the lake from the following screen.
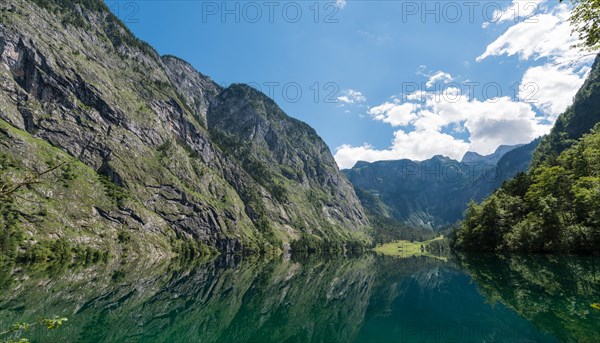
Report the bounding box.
[0,253,598,342]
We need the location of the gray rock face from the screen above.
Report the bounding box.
[162,55,222,126]
[0,0,370,254]
[208,84,369,235]
[460,151,485,164]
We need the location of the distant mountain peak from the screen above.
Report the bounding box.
[461,144,523,164]
[494,144,523,155]
[461,151,484,164]
[352,161,371,169]
[344,139,539,230]
[430,154,452,161]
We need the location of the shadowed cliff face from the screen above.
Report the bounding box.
[345,156,492,229]
[344,141,538,230]
[0,0,369,256]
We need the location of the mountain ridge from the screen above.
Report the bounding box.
[0,0,369,261]
[348,144,523,170]
[461,144,524,164]
[344,143,533,230]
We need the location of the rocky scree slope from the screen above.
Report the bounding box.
[0,0,368,259]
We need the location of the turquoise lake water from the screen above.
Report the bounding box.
[0,254,598,342]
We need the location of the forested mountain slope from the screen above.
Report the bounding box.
[455,55,600,253]
[532,55,600,167]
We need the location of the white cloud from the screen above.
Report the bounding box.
[426,71,454,88]
[392,129,470,161]
[367,100,417,126]
[406,90,428,101]
[520,64,590,117]
[486,0,542,26]
[334,2,596,169]
[474,0,596,122]
[334,129,470,169]
[411,109,445,132]
[477,3,595,66]
[336,0,346,9]
[428,94,549,154]
[471,0,594,141]
[465,114,551,154]
[335,85,552,168]
[337,89,366,105]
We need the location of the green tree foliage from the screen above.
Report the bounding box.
[0,316,67,343]
[98,175,128,208]
[1,154,28,262]
[18,239,109,264]
[289,233,366,254]
[169,235,213,261]
[352,187,437,244]
[0,153,109,263]
[456,48,600,253]
[564,0,600,51]
[455,128,600,253]
[532,54,600,167]
[368,215,437,245]
[0,190,21,262]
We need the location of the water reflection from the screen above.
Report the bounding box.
[459,254,600,343]
[0,253,597,342]
[0,256,376,343]
[356,256,556,343]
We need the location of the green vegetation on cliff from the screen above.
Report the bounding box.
[0,0,371,258]
[208,84,370,250]
[0,119,174,262]
[532,55,600,167]
[455,55,600,253]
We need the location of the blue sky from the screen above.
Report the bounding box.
[106,0,595,168]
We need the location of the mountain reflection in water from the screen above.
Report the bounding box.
[0,253,598,342]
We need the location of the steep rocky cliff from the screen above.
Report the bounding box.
[208,84,368,242]
[0,0,369,259]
